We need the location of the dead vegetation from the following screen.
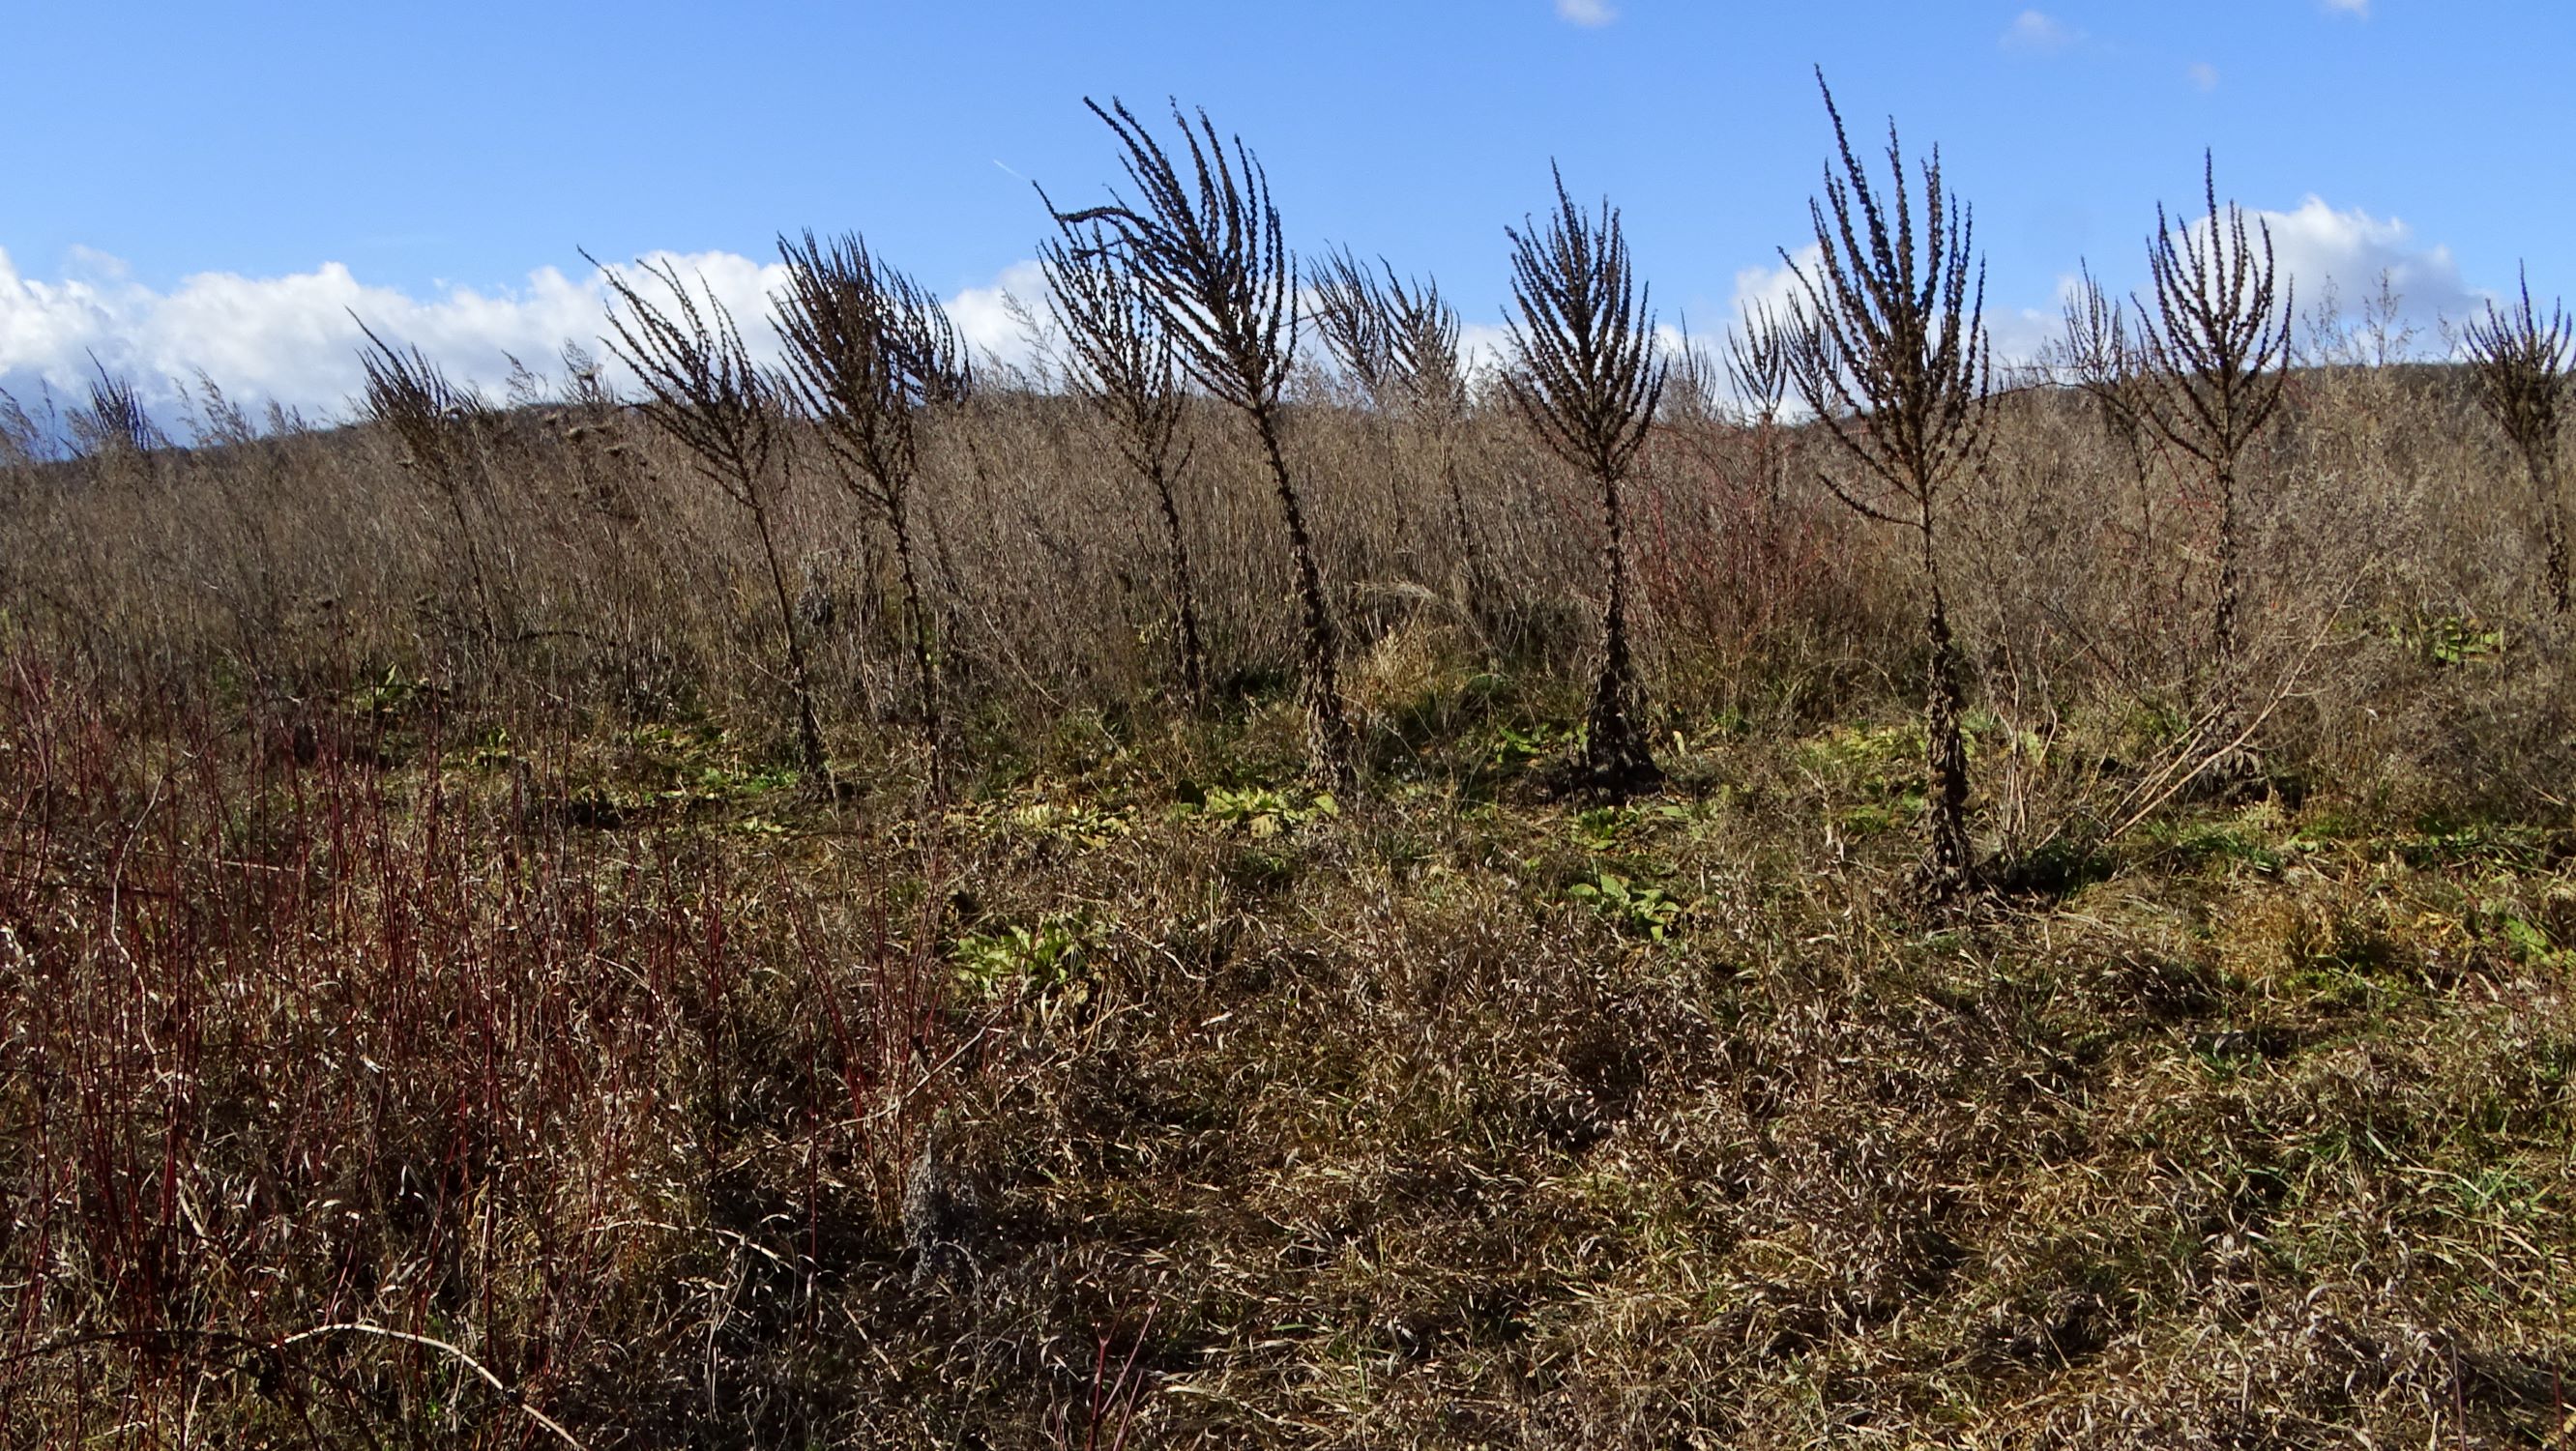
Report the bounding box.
[3,87,2575,1451]
[1051,99,1358,792]
[1774,74,1993,901]
[2464,268,2574,614]
[1504,165,1667,800]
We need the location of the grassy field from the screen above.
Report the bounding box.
[6,94,2576,1440]
[4,354,2575,1448]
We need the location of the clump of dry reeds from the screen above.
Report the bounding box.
[1503,166,1667,799]
[356,320,506,644]
[71,354,160,459]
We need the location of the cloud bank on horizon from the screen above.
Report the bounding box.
[0,247,1049,427]
[0,192,2493,434]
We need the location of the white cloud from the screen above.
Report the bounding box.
[2143,196,2483,347]
[1987,305,2068,369]
[1728,244,1824,325]
[2239,196,2479,340]
[0,246,1048,426]
[1555,0,1617,27]
[2322,0,2369,15]
[2187,61,2220,91]
[1456,321,1516,384]
[2001,9,2080,53]
[942,258,1049,374]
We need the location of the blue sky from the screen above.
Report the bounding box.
[2,0,2563,415]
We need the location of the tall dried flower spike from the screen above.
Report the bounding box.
[2131,152,2293,685]
[2463,267,2573,613]
[1776,70,1994,902]
[773,228,974,786]
[1054,97,1356,791]
[1039,210,1207,705]
[1503,164,1666,799]
[1379,265,1481,606]
[1311,245,1396,402]
[589,252,829,783]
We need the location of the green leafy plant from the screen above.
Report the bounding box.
[1005,800,1137,848]
[2150,816,2286,875]
[1570,805,1633,851]
[348,665,430,719]
[2398,609,2503,666]
[469,728,518,771]
[2479,899,2571,968]
[697,761,800,798]
[952,917,1089,1001]
[1799,722,1927,835]
[1191,784,1339,836]
[1566,867,1683,940]
[1488,720,1570,771]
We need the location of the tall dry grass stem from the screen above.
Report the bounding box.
[2057,264,2152,478]
[73,355,159,459]
[355,320,505,645]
